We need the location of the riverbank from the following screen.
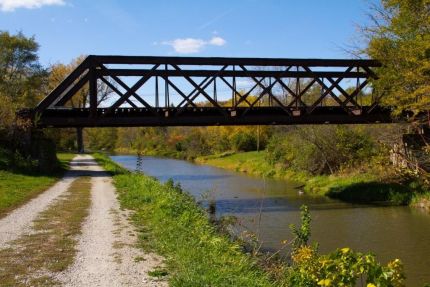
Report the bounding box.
[94,153,277,286]
[95,153,408,286]
[0,153,75,218]
[196,151,430,207]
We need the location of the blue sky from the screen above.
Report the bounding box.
[0,0,375,67]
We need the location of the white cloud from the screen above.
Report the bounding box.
[163,36,226,54]
[209,36,226,46]
[0,0,65,12]
[168,38,206,54]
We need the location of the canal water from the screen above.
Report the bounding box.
[111,155,430,285]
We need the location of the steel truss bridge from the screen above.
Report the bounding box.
[21,55,393,127]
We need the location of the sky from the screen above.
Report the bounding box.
[0,0,377,67]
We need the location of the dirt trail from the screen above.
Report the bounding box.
[0,155,88,247]
[0,155,166,286]
[56,156,166,287]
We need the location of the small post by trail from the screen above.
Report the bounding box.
[76,127,84,154]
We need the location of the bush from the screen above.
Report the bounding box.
[286,205,405,286]
[266,126,377,175]
[231,132,257,152]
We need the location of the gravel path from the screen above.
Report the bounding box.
[0,155,167,286]
[0,154,88,248]
[57,156,167,287]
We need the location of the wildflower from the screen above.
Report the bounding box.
[317,279,332,286]
[340,247,350,254]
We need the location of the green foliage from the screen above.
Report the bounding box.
[0,31,58,171]
[112,126,270,159]
[365,0,430,116]
[266,126,377,175]
[289,205,311,251]
[288,246,405,287]
[231,131,257,152]
[197,151,280,178]
[0,31,47,107]
[85,128,118,151]
[287,205,405,286]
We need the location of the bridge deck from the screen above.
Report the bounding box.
[22,106,392,127]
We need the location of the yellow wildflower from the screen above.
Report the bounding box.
[317,279,332,286]
[340,247,350,254]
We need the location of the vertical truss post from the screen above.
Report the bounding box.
[164,64,169,108]
[232,65,236,107]
[295,66,300,109]
[155,76,159,108]
[89,62,97,117]
[213,78,217,102]
[320,78,324,107]
[268,77,273,106]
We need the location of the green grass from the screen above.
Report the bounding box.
[94,153,278,287]
[196,151,282,178]
[0,153,75,218]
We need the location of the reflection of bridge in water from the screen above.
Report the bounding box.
[21,55,393,127]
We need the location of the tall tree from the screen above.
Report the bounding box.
[0,31,46,133]
[364,0,430,119]
[0,31,47,107]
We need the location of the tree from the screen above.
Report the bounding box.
[0,31,46,133]
[364,0,430,118]
[0,31,47,107]
[0,31,46,137]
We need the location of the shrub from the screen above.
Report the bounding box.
[231,132,257,152]
[266,126,378,175]
[286,205,405,287]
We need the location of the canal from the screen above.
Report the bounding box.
[112,155,430,285]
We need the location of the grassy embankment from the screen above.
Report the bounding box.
[94,153,409,286]
[196,151,430,207]
[94,153,283,286]
[0,153,75,218]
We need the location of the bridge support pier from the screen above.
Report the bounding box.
[76,127,84,154]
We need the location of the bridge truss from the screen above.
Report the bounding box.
[23,55,392,127]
